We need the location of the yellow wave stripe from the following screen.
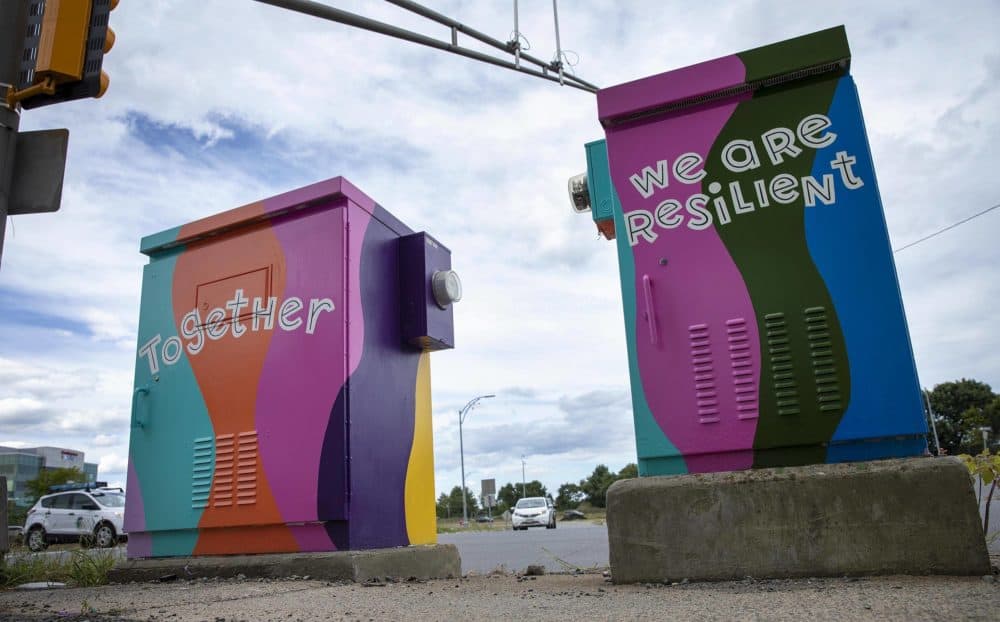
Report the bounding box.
[404,351,436,544]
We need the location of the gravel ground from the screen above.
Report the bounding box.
[1,571,998,621]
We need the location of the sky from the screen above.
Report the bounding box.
[1,1,998,505]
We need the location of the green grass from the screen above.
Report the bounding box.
[437,517,507,533]
[0,549,116,588]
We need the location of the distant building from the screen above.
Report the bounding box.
[0,445,99,507]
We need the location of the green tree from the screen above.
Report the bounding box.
[497,482,519,511]
[555,482,584,510]
[927,379,997,455]
[25,467,85,504]
[579,464,617,508]
[435,492,452,518]
[617,463,638,479]
[496,480,548,511]
[444,485,478,518]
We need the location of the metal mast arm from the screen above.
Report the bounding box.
[252,0,598,93]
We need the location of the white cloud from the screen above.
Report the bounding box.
[2,1,998,504]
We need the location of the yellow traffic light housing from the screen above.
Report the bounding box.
[35,0,92,82]
[8,0,118,109]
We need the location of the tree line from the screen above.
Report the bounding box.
[435,463,637,518]
[926,378,1000,455]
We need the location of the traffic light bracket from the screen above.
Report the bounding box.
[5,77,56,108]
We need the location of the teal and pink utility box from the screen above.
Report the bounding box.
[125,177,458,558]
[573,27,926,475]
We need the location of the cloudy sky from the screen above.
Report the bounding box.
[1,1,998,503]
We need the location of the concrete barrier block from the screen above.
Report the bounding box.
[108,544,461,583]
[607,457,990,583]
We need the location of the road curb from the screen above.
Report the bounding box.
[108,544,461,583]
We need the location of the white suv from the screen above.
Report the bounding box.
[24,488,126,551]
[511,497,556,530]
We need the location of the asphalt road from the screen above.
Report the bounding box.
[439,521,609,575]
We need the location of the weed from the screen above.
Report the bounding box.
[0,553,66,587]
[69,549,115,587]
[0,549,115,588]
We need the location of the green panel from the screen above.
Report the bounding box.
[740,26,850,83]
[703,66,849,466]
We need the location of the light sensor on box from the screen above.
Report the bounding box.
[432,270,462,309]
[567,173,591,214]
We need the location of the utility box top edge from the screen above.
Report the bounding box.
[597,26,851,126]
[139,176,412,257]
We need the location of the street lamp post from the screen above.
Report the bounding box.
[459,394,495,527]
[521,455,527,497]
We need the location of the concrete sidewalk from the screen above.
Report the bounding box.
[2,571,998,621]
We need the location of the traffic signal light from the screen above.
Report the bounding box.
[10,0,118,109]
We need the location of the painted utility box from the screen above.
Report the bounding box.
[125,177,457,558]
[576,27,926,475]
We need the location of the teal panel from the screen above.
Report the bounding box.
[129,247,214,556]
[147,529,203,558]
[140,225,184,256]
[585,140,617,223]
[586,141,685,475]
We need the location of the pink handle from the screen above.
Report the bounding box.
[642,274,658,345]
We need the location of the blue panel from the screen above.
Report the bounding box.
[803,77,927,460]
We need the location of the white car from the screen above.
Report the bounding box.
[24,487,126,551]
[511,497,556,530]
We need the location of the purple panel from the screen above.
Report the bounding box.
[255,198,365,523]
[318,386,349,525]
[399,232,455,350]
[603,55,760,472]
[288,523,335,551]
[124,459,151,557]
[598,56,747,125]
[342,203,418,549]
[127,532,153,558]
[124,457,145,533]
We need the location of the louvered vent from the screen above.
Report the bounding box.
[689,323,719,424]
[804,306,842,412]
[192,436,213,509]
[235,431,258,506]
[727,318,758,420]
[212,434,235,507]
[765,312,801,416]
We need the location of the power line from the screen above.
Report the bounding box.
[893,202,1000,253]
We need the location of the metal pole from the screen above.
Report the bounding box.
[521,454,526,497]
[0,0,26,268]
[459,409,467,526]
[551,0,564,85]
[458,394,495,526]
[922,390,942,456]
[512,0,520,68]
[253,0,597,93]
[385,0,598,91]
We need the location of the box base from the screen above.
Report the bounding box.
[639,435,927,475]
[109,544,461,583]
[608,457,990,583]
